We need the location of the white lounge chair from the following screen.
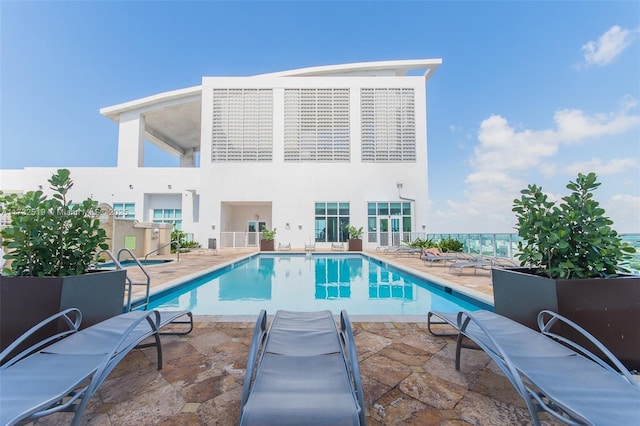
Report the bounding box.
[331,242,345,251]
[278,242,291,251]
[0,308,193,426]
[304,242,316,251]
[239,310,366,425]
[427,309,640,426]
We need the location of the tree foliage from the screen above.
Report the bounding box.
[0,169,108,276]
[513,172,635,279]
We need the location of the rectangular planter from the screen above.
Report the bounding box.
[260,240,275,251]
[0,269,126,355]
[348,239,363,251]
[492,267,640,370]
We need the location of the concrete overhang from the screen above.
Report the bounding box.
[100,86,202,155]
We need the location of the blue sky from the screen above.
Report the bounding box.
[1,1,639,233]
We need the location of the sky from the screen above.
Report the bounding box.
[1,0,639,233]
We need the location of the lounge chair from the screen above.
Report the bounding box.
[422,251,468,266]
[448,256,519,275]
[379,244,421,256]
[0,308,193,426]
[331,242,345,251]
[278,242,291,251]
[304,242,316,251]
[448,256,494,275]
[427,309,640,426]
[239,310,366,425]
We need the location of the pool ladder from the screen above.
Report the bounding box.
[93,248,151,312]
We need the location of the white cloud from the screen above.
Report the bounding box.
[580,25,638,67]
[554,107,640,142]
[603,194,640,233]
[430,99,640,233]
[565,158,639,176]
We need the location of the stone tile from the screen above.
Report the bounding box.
[378,342,432,367]
[369,387,430,424]
[180,372,240,403]
[399,372,467,410]
[362,375,395,407]
[470,369,526,409]
[360,354,414,388]
[356,330,393,360]
[423,353,480,388]
[98,368,165,404]
[156,412,205,425]
[197,385,243,425]
[106,384,186,425]
[454,390,531,426]
[160,348,216,385]
[436,340,492,373]
[398,330,448,355]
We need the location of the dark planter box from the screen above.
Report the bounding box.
[348,239,363,251]
[260,240,275,251]
[0,269,127,355]
[493,267,640,370]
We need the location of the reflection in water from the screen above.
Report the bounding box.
[149,254,486,316]
[315,257,361,300]
[367,264,414,300]
[218,256,274,300]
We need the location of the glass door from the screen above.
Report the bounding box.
[247,221,266,246]
[390,216,401,246]
[247,221,257,246]
[378,218,389,247]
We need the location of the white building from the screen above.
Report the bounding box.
[1,59,441,250]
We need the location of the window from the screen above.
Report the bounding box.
[153,209,182,231]
[284,89,350,162]
[361,88,416,162]
[367,202,412,243]
[211,89,273,162]
[315,202,350,242]
[112,203,135,220]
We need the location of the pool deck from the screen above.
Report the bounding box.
[33,249,564,425]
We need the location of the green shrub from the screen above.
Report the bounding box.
[438,237,464,253]
[513,172,635,279]
[0,169,108,276]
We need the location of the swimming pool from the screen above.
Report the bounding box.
[147,254,492,316]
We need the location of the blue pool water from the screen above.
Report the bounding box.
[148,254,491,316]
[102,259,174,268]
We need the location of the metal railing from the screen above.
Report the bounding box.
[144,240,181,262]
[117,248,151,312]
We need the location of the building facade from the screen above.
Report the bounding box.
[1,59,441,250]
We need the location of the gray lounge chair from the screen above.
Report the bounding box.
[427,309,640,425]
[0,308,193,426]
[331,242,345,251]
[239,310,366,425]
[448,256,494,275]
[422,252,467,267]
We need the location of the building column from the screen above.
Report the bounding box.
[180,148,196,167]
[117,111,145,168]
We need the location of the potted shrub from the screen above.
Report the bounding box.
[346,225,364,251]
[492,172,639,369]
[0,169,127,353]
[259,226,276,251]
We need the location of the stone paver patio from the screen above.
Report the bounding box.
[28,249,562,425]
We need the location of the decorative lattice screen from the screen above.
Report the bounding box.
[211,89,273,162]
[284,88,350,162]
[361,88,415,162]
